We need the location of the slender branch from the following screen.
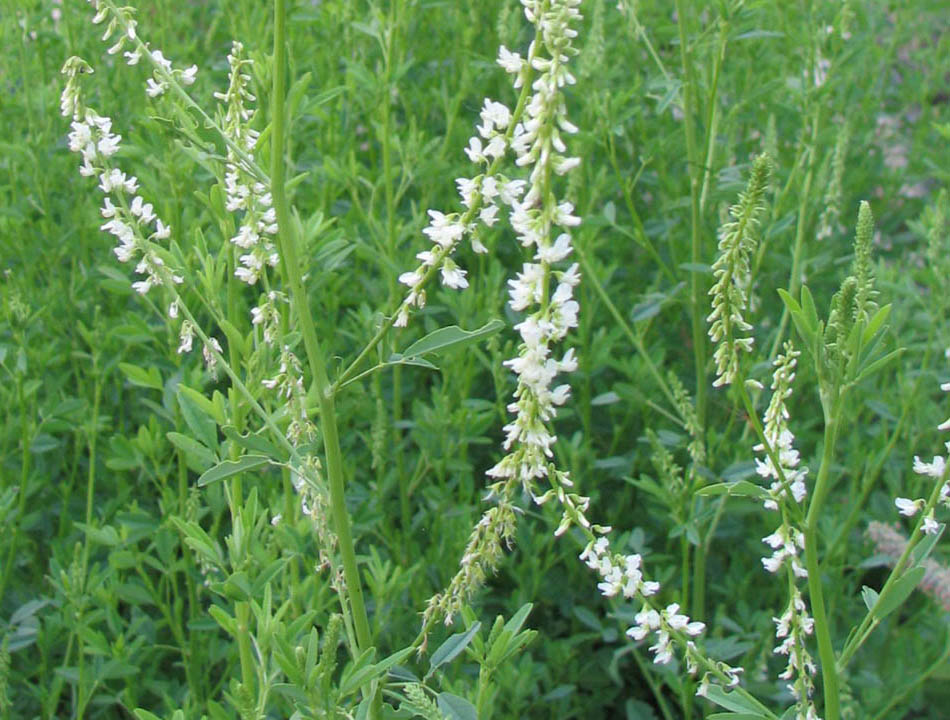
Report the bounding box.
[270,0,373,658]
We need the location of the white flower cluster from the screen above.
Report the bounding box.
[754,344,809,578]
[580,536,659,600]
[201,337,224,379]
[88,0,197,97]
[755,345,808,509]
[63,58,210,365]
[395,1,583,330]
[395,100,527,327]
[580,535,716,676]
[752,344,819,718]
[63,80,181,304]
[630,604,704,665]
[251,291,286,346]
[773,588,819,718]
[263,347,316,448]
[484,0,582,510]
[894,381,950,535]
[214,41,279,287]
[762,526,807,577]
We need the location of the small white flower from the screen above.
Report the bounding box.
[914,455,946,478]
[464,136,486,163]
[479,204,499,228]
[497,45,524,75]
[922,511,940,535]
[146,78,167,97]
[895,497,922,517]
[398,270,422,288]
[440,262,468,290]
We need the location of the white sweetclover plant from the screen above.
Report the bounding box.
[64,1,331,537]
[61,2,947,719]
[416,1,752,700]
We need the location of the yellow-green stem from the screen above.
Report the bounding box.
[270,0,373,659]
[804,412,841,720]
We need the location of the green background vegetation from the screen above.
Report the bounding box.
[2,0,950,718]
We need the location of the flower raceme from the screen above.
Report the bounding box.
[215,41,280,289]
[422,0,589,630]
[708,154,772,388]
[62,62,180,303]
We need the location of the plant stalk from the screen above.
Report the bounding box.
[804,410,841,720]
[271,0,372,659]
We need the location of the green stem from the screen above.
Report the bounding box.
[804,410,841,720]
[271,0,373,661]
[698,21,728,215]
[674,0,708,440]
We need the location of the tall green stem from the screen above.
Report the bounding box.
[674,0,708,444]
[804,409,841,720]
[271,0,372,656]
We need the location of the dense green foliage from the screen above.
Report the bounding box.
[3,1,950,719]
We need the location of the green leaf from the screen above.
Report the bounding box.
[167,432,216,469]
[678,262,712,274]
[74,523,120,547]
[133,711,163,720]
[852,347,904,386]
[437,693,477,720]
[373,646,415,681]
[872,566,926,619]
[383,355,439,371]
[777,288,814,348]
[703,686,770,717]
[862,303,892,346]
[198,455,273,487]
[388,665,419,683]
[176,387,220,449]
[169,517,223,568]
[222,425,286,461]
[734,29,784,40]
[861,586,879,612]
[119,363,163,391]
[218,318,248,360]
[503,603,533,636]
[696,480,769,500]
[401,320,504,358]
[572,606,603,631]
[339,647,378,696]
[428,622,481,676]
